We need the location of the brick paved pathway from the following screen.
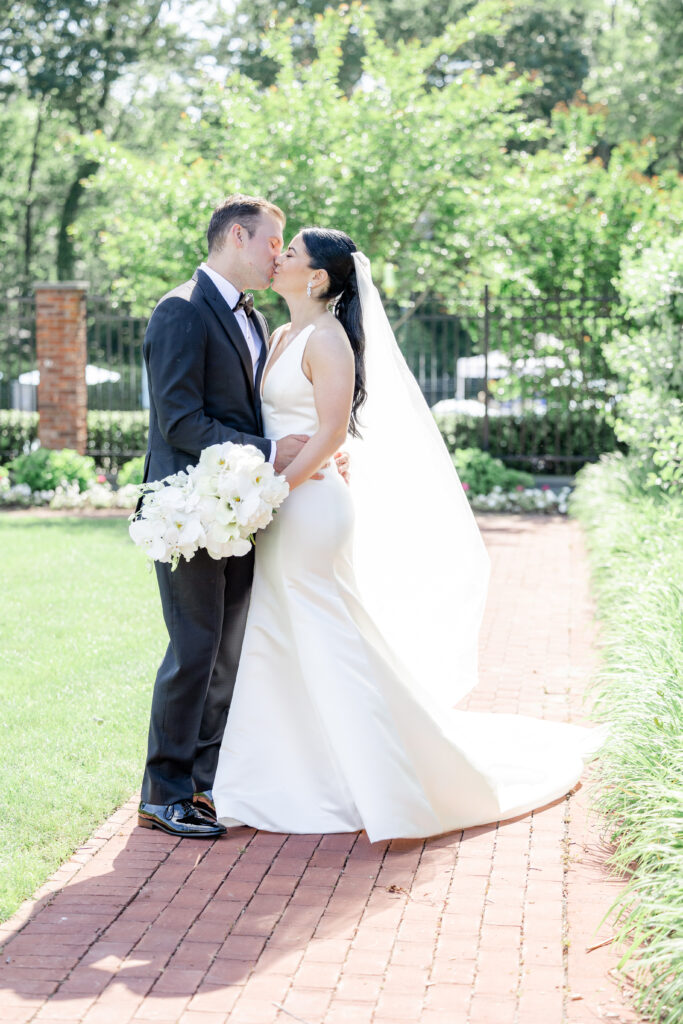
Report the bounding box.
[1,515,643,1024]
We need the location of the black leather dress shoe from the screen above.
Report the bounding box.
[193,789,216,821]
[138,799,227,838]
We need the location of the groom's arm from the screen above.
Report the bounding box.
[145,296,271,460]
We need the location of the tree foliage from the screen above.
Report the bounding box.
[586,0,683,170]
[78,3,543,314]
[73,5,680,330]
[0,0,680,310]
[223,0,591,118]
[0,0,190,283]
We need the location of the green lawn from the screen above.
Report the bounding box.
[0,515,166,922]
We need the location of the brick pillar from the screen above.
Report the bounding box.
[34,281,89,453]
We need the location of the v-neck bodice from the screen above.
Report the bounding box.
[260,324,318,440]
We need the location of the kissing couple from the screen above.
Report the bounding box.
[137,194,602,842]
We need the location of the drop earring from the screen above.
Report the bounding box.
[307,282,313,297]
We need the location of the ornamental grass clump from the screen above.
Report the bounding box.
[571,452,683,1023]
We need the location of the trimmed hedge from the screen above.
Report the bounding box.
[86,411,148,470]
[0,410,148,471]
[0,411,38,462]
[1,406,619,474]
[435,406,620,473]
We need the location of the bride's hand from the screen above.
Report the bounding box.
[308,451,349,483]
[334,450,350,484]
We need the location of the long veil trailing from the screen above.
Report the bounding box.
[347,252,490,707]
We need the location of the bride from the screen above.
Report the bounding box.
[212,227,602,842]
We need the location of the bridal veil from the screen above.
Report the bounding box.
[346,252,490,708]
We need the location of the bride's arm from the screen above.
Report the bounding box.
[281,326,354,491]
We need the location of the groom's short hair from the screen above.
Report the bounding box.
[208,194,286,253]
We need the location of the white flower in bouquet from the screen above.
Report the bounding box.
[196,442,288,540]
[226,443,264,474]
[214,468,254,503]
[231,490,263,528]
[197,441,239,477]
[247,499,278,533]
[129,469,204,568]
[130,505,205,566]
[165,512,206,561]
[153,476,194,513]
[260,467,290,508]
[205,519,252,560]
[129,516,170,562]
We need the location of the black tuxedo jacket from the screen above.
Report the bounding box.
[141,268,271,485]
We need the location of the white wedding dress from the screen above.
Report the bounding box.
[212,321,603,842]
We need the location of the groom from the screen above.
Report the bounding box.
[138,195,311,838]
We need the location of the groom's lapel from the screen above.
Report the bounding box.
[193,269,255,397]
[251,312,268,413]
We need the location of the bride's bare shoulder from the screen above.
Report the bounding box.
[310,315,351,348]
[268,323,291,349]
[307,320,354,367]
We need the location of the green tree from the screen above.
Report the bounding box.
[586,0,683,170]
[76,3,682,340]
[0,0,190,283]
[221,0,590,118]
[490,101,681,298]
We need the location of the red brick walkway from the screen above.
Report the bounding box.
[1,515,642,1024]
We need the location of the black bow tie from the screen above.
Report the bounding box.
[233,292,254,316]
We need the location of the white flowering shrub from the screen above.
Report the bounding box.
[467,485,571,514]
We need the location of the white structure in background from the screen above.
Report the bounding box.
[10,365,121,412]
[432,348,566,417]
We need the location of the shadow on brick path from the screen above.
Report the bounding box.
[0,515,643,1024]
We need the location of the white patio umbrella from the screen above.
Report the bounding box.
[18,365,121,386]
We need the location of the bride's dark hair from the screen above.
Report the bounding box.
[301,227,367,438]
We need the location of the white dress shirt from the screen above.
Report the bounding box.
[199,262,263,379]
[199,263,275,464]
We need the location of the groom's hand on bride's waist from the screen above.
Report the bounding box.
[272,435,350,484]
[273,434,310,474]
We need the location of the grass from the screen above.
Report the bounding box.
[0,514,166,923]
[571,454,683,1024]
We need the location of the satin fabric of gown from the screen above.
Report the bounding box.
[213,324,602,842]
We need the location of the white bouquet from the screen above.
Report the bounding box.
[129,442,289,569]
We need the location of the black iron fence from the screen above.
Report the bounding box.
[86,297,148,412]
[0,296,36,411]
[0,289,623,471]
[394,289,620,470]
